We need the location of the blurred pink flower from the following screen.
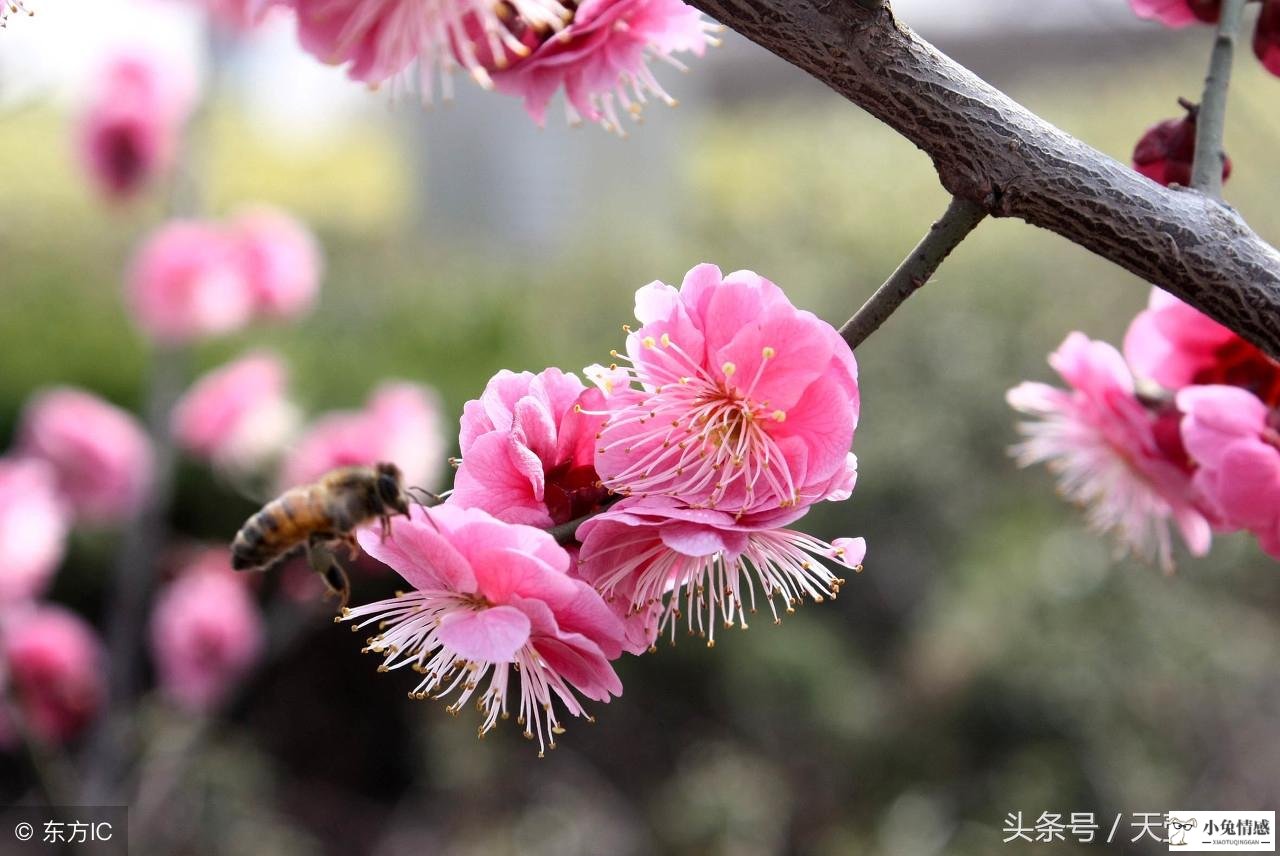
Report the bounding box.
[1,606,106,744]
[229,206,323,320]
[126,220,257,345]
[76,52,195,202]
[289,0,574,92]
[1255,0,1280,76]
[0,459,69,607]
[346,504,625,753]
[452,368,608,528]
[149,550,265,711]
[1129,0,1220,26]
[485,0,717,131]
[595,263,859,515]
[172,352,300,472]
[17,388,154,525]
[1178,385,1280,557]
[1007,333,1211,572]
[1124,287,1280,404]
[576,496,864,653]
[279,382,444,490]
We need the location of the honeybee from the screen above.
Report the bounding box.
[231,462,415,608]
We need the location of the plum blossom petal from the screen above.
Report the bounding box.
[345,504,624,754]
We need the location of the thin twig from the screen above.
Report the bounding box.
[78,348,188,804]
[1191,0,1247,197]
[839,196,987,350]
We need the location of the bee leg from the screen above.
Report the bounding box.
[379,513,393,541]
[340,531,361,561]
[306,537,350,612]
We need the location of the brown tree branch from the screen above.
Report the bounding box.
[684,0,1280,359]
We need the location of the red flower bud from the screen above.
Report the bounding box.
[1255,0,1280,77]
[1132,104,1231,187]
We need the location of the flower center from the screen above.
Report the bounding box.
[598,337,797,512]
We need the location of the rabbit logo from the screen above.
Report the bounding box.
[1168,817,1198,847]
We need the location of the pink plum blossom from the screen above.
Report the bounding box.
[345,503,625,753]
[1,606,106,744]
[1007,332,1211,572]
[1124,287,1280,404]
[17,388,154,525]
[279,382,444,490]
[1128,0,1220,26]
[172,352,300,473]
[0,459,69,607]
[289,0,574,93]
[76,52,195,202]
[149,550,265,711]
[594,263,859,516]
[1178,385,1280,557]
[576,495,864,653]
[452,368,608,528]
[229,206,323,320]
[126,220,257,345]
[485,0,718,131]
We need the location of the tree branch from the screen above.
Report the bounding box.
[840,196,986,349]
[684,0,1280,359]
[1192,0,1247,197]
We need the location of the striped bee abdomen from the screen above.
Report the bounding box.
[231,485,339,571]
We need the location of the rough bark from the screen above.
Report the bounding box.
[686,0,1280,359]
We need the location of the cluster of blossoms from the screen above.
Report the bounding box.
[342,264,865,753]
[1008,290,1280,570]
[1131,0,1280,76]
[1012,10,1280,572]
[192,0,718,133]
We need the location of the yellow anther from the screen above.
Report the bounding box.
[642,336,657,349]
[722,362,736,376]
[762,346,775,359]
[660,332,671,347]
[771,410,787,422]
[622,323,632,333]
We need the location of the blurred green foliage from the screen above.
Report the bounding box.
[1,39,1279,856]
